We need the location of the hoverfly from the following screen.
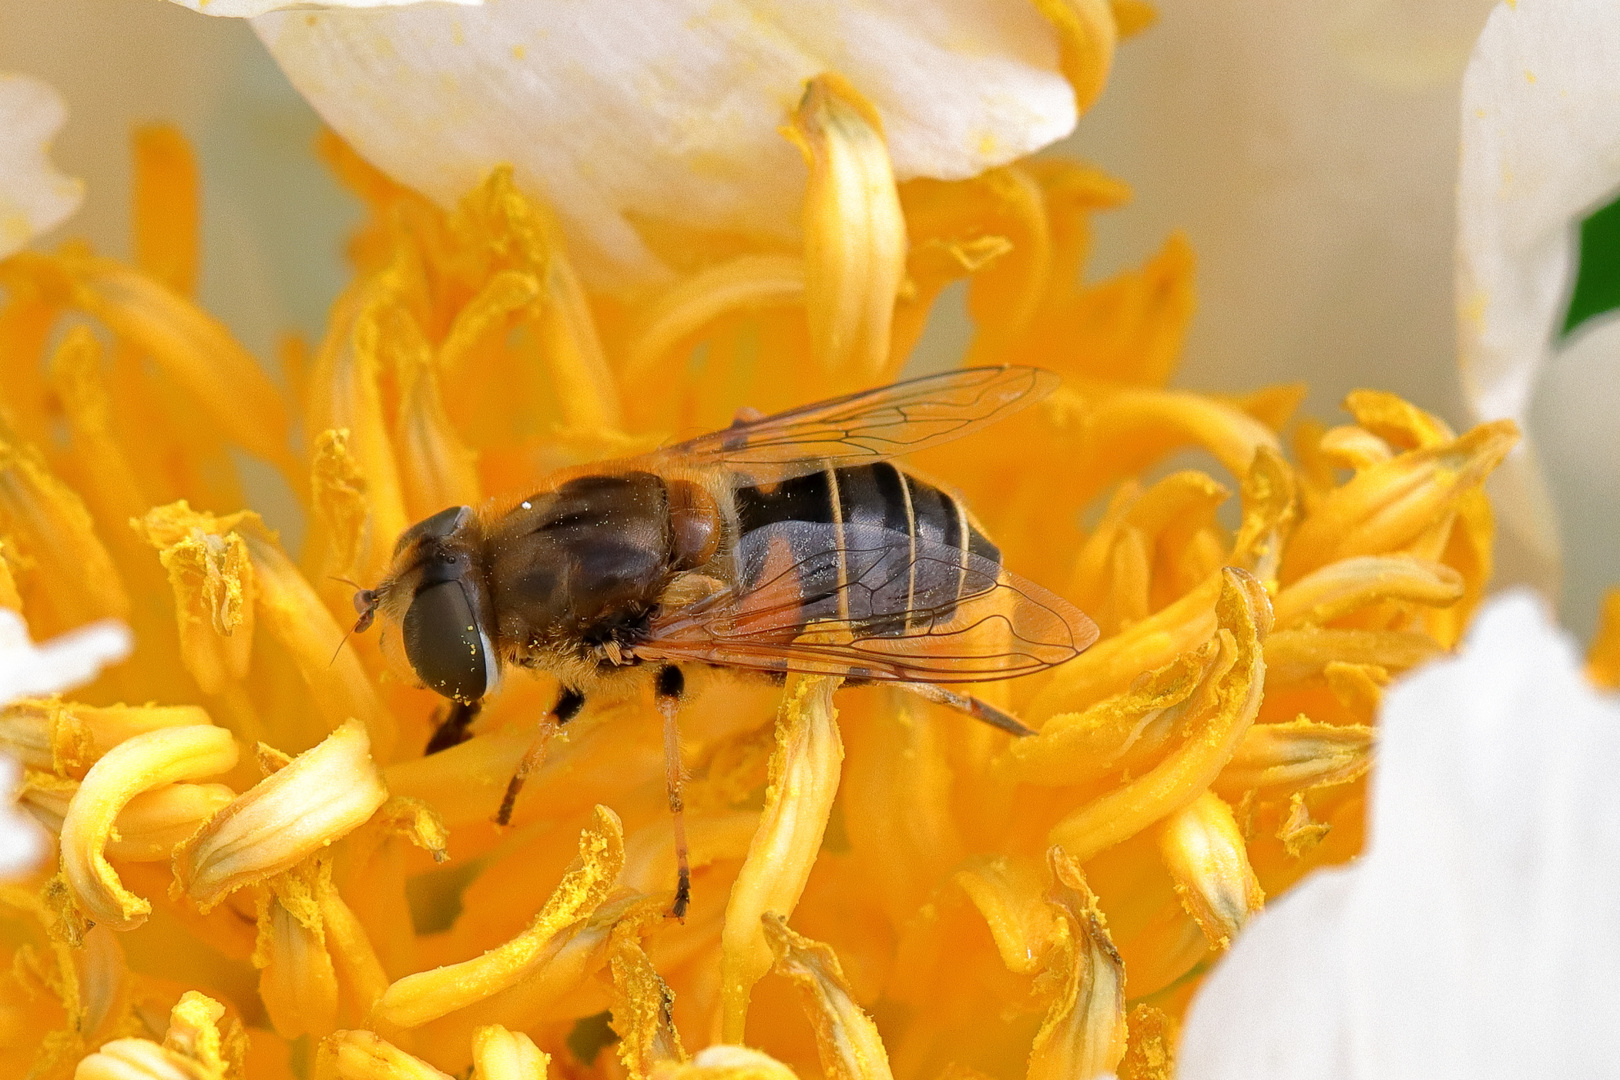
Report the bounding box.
[353,365,1098,916]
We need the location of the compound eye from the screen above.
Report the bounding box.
[402,581,494,703]
[394,505,474,558]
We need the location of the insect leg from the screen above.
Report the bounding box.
[655,664,692,920]
[493,688,585,827]
[425,699,482,755]
[898,682,1037,737]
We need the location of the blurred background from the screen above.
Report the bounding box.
[12,0,1620,639]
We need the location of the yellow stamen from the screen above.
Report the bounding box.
[75,1040,198,1080]
[1342,389,1454,449]
[1229,446,1298,580]
[1058,385,1284,512]
[47,326,149,533]
[1214,716,1374,795]
[1028,849,1126,1080]
[649,1046,800,1080]
[372,806,624,1028]
[1030,570,1222,720]
[954,854,1060,975]
[310,428,372,584]
[1425,487,1493,648]
[52,251,293,473]
[132,124,200,297]
[1117,1004,1176,1080]
[610,907,688,1079]
[1005,645,1214,786]
[891,234,1010,364]
[720,676,843,1043]
[437,270,540,384]
[134,502,394,756]
[319,859,392,1020]
[1277,792,1331,858]
[1069,471,1229,630]
[1271,554,1464,628]
[842,691,964,926]
[315,1029,453,1080]
[1318,424,1393,470]
[391,311,481,520]
[1032,0,1119,112]
[1283,419,1519,580]
[0,697,211,777]
[0,276,60,448]
[0,536,21,610]
[457,167,624,431]
[762,914,893,1080]
[256,863,341,1038]
[1587,587,1620,689]
[960,167,1052,366]
[0,435,130,631]
[308,286,412,585]
[149,522,256,699]
[59,723,238,930]
[1156,791,1264,949]
[1049,569,1268,862]
[470,1026,550,1080]
[21,774,235,861]
[1109,0,1158,38]
[1323,660,1389,721]
[1263,627,1439,687]
[1019,161,1145,373]
[174,721,387,909]
[784,75,906,380]
[623,255,807,384]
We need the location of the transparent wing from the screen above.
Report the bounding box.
[637,521,1098,683]
[653,366,1058,481]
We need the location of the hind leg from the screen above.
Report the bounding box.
[656,665,692,920]
[898,682,1036,737]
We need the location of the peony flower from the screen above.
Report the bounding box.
[0,0,1596,1077]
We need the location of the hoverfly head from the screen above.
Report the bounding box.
[379,506,501,704]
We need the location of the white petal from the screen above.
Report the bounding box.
[1181,592,1620,1078]
[250,0,1074,289]
[0,755,46,881]
[0,609,128,882]
[1457,0,1620,619]
[0,609,133,706]
[166,0,476,18]
[1176,869,1356,1079]
[0,72,84,260]
[1059,1,1499,549]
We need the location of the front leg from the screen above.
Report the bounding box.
[493,687,585,827]
[656,664,692,920]
[425,699,481,755]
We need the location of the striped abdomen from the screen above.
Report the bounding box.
[731,463,1000,637]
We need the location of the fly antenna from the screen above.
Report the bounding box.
[329,627,355,667]
[330,584,381,667]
